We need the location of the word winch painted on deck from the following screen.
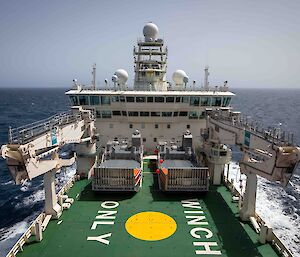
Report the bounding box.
[182,199,221,255]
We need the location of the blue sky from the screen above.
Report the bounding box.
[0,0,300,88]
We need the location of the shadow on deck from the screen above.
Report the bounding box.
[149,173,264,257]
[78,181,136,201]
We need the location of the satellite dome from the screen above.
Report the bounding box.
[113,69,128,84]
[172,70,189,85]
[143,22,159,41]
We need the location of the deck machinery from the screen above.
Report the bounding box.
[92,130,143,192]
[157,130,209,192]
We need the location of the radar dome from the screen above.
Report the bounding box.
[143,22,159,41]
[114,69,128,84]
[172,70,189,85]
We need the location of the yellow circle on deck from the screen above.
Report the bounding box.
[125,211,177,241]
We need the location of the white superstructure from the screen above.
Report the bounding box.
[66,22,233,153]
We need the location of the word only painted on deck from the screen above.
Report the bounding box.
[181,199,222,255]
[87,201,119,245]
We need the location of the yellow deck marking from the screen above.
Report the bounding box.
[125,211,177,241]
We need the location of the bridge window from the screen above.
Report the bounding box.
[126,96,134,102]
[90,95,100,105]
[175,96,181,103]
[96,110,101,118]
[199,111,205,119]
[211,97,222,107]
[151,112,161,117]
[189,111,198,119]
[120,96,125,102]
[190,96,200,106]
[69,95,78,105]
[147,97,153,102]
[173,111,178,117]
[222,97,231,107]
[122,111,127,116]
[112,111,121,116]
[220,151,227,156]
[79,95,89,105]
[128,111,138,116]
[182,96,189,103]
[162,112,172,117]
[140,112,150,117]
[201,97,211,106]
[166,97,174,103]
[101,96,110,105]
[155,96,164,103]
[111,96,119,102]
[179,111,188,117]
[136,96,145,103]
[101,110,111,118]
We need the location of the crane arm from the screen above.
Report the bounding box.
[205,111,300,186]
[1,107,96,184]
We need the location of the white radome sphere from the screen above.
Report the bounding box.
[172,70,189,84]
[143,22,159,41]
[114,69,128,84]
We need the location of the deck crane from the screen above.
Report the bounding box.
[202,110,300,222]
[1,107,97,218]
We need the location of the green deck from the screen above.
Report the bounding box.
[18,161,279,257]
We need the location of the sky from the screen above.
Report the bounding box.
[0,0,300,88]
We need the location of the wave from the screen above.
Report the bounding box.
[225,162,300,255]
[14,189,45,209]
[0,164,76,257]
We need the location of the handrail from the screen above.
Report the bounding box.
[223,177,293,257]
[8,111,82,144]
[5,175,77,257]
[209,111,295,146]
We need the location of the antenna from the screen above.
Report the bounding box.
[204,66,209,91]
[92,63,96,90]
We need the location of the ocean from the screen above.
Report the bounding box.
[0,88,299,256]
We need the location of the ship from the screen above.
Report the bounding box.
[1,22,300,257]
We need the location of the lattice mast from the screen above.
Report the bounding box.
[133,22,168,91]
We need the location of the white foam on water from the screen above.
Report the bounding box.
[15,189,45,209]
[226,161,300,255]
[20,180,32,192]
[0,164,77,257]
[0,220,29,241]
[0,181,14,186]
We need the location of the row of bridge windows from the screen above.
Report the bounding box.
[69,95,231,107]
[95,110,205,119]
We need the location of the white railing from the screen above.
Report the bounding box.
[223,177,294,257]
[210,111,295,146]
[159,167,209,192]
[9,111,82,144]
[5,175,77,257]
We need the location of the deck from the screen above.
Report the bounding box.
[17,161,279,257]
